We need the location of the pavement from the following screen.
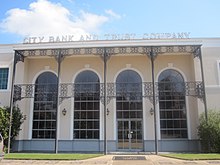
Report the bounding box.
[1,155,220,165]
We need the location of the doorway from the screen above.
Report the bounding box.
[117,119,143,151]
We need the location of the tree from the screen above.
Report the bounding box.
[198,110,220,153]
[0,106,24,151]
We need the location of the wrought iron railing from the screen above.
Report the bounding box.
[13,81,204,104]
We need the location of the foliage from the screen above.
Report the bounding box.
[0,106,24,150]
[198,110,220,153]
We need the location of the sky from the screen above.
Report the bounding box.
[0,0,220,44]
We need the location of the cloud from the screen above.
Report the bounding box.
[66,0,74,3]
[105,9,122,19]
[73,10,109,32]
[0,0,110,39]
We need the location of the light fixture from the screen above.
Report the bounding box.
[150,108,154,115]
[62,108,67,116]
[107,108,110,115]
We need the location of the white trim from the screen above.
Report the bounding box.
[217,60,220,85]
[13,38,203,51]
[28,98,34,139]
[32,70,58,84]
[70,97,74,140]
[156,66,187,82]
[113,67,144,83]
[113,98,117,141]
[185,96,191,139]
[143,95,147,141]
[156,102,161,140]
[100,101,104,140]
[72,68,102,83]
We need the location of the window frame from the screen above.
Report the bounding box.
[158,69,188,139]
[32,72,58,139]
[116,70,143,120]
[0,67,10,91]
[73,70,100,140]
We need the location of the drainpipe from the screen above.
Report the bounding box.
[198,48,208,120]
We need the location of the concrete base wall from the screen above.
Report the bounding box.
[158,140,200,152]
[12,139,200,153]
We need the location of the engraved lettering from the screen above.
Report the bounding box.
[49,36,55,42]
[39,36,44,42]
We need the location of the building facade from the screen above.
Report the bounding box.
[0,38,220,153]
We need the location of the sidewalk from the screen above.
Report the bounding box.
[1,155,220,165]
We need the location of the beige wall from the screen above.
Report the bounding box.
[201,46,220,112]
[0,52,13,107]
[202,47,220,86]
[13,53,199,141]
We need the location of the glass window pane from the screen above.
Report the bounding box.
[81,112,86,119]
[94,121,99,129]
[87,131,93,139]
[74,70,100,139]
[33,121,38,129]
[80,131,86,139]
[159,69,188,139]
[87,111,93,119]
[116,70,143,120]
[0,68,9,90]
[94,131,99,139]
[32,72,57,139]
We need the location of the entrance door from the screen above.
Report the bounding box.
[117,120,143,151]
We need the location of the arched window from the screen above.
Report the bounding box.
[116,70,143,150]
[74,71,100,139]
[158,69,188,139]
[116,70,143,118]
[32,72,58,139]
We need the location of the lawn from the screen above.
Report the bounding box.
[161,153,220,160]
[4,153,102,160]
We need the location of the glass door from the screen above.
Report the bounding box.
[117,120,143,151]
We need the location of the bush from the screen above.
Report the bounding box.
[0,106,24,151]
[198,110,220,153]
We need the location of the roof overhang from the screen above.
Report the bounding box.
[12,39,202,57]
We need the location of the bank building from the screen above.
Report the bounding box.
[0,37,220,153]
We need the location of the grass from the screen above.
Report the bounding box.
[4,153,102,160]
[161,153,220,160]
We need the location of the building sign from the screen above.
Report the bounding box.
[23,32,190,44]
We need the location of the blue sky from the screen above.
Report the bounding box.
[0,0,220,44]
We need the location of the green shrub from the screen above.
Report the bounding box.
[0,106,24,151]
[198,110,220,153]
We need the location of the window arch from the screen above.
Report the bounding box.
[32,72,58,139]
[116,70,143,118]
[74,70,100,139]
[116,70,142,105]
[158,69,188,139]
